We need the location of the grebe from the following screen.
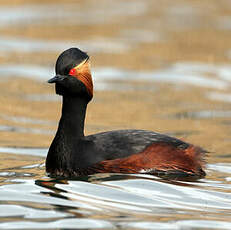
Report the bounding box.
[46,48,206,180]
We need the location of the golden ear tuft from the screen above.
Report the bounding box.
[74,59,93,98]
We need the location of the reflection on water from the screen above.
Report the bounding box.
[208,163,231,174]
[24,94,59,102]
[0,36,131,54]
[0,114,55,125]
[94,65,229,90]
[0,124,53,135]
[0,64,53,80]
[0,146,231,228]
[0,147,47,157]
[207,92,231,103]
[0,1,147,27]
[0,169,231,229]
[171,110,231,119]
[1,0,231,229]
[217,16,231,30]
[1,62,230,92]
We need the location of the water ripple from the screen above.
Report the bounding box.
[0,1,147,27]
[0,147,47,157]
[1,62,230,91]
[0,218,114,229]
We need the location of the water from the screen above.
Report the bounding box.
[1,0,231,229]
[0,166,231,229]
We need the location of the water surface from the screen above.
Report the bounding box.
[1,0,231,229]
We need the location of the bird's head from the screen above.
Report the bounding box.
[48,48,93,101]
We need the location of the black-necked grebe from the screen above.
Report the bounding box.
[46,48,206,180]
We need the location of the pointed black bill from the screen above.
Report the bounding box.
[48,75,66,83]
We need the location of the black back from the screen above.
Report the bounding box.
[85,129,190,161]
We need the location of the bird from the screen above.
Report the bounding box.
[46,47,206,180]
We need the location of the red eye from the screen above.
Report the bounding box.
[69,68,76,76]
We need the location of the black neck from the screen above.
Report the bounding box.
[46,95,88,174]
[57,96,87,138]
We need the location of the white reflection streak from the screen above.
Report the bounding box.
[0,63,230,90]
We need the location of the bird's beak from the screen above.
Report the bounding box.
[48,75,66,83]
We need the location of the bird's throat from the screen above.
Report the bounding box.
[58,96,88,138]
[46,95,88,175]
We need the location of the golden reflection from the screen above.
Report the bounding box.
[0,0,231,192]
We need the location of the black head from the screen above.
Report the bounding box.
[55,48,89,75]
[48,48,93,101]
